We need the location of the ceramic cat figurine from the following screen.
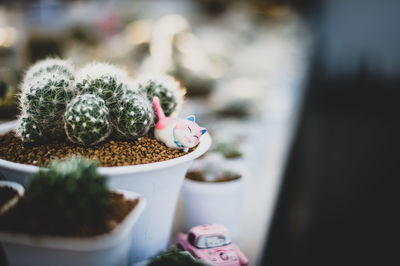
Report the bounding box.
[153,96,207,151]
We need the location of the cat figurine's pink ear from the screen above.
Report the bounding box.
[153,96,207,151]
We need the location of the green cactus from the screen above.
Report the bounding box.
[75,63,129,110]
[149,248,207,266]
[24,58,75,82]
[137,74,185,117]
[20,71,75,136]
[25,157,110,228]
[112,93,154,139]
[64,94,111,146]
[15,114,45,143]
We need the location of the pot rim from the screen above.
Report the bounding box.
[0,180,25,196]
[0,120,212,176]
[184,176,244,188]
[0,180,25,215]
[0,189,146,251]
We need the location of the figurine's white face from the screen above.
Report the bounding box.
[174,115,206,148]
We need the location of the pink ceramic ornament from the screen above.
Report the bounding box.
[153,96,207,152]
[176,224,248,266]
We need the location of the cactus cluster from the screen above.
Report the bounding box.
[136,74,185,117]
[25,157,110,227]
[16,58,186,146]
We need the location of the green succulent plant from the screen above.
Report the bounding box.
[20,71,75,136]
[25,157,110,227]
[112,93,154,139]
[148,248,207,266]
[15,114,45,143]
[137,74,185,117]
[64,94,111,146]
[75,63,129,110]
[213,140,243,159]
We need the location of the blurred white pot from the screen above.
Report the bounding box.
[0,120,212,264]
[0,190,145,266]
[182,176,244,239]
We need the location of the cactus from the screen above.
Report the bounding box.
[137,74,185,117]
[24,58,75,82]
[15,114,45,143]
[75,62,129,109]
[20,71,75,136]
[64,94,111,146]
[112,93,154,139]
[25,157,110,227]
[149,248,207,266]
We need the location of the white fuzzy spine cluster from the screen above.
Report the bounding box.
[24,58,75,82]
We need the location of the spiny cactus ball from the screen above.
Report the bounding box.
[112,93,154,139]
[15,115,44,143]
[26,157,110,227]
[24,58,75,82]
[64,94,111,146]
[137,74,185,117]
[75,63,129,109]
[21,72,75,131]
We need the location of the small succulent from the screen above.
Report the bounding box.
[64,94,111,146]
[112,93,154,139]
[137,74,185,117]
[148,248,207,266]
[25,157,110,227]
[15,114,45,143]
[20,71,75,135]
[213,139,243,159]
[75,62,129,110]
[24,58,75,82]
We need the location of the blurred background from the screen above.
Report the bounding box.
[0,0,399,265]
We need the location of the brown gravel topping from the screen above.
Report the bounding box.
[0,132,193,167]
[0,192,138,237]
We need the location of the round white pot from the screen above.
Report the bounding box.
[0,121,212,263]
[182,177,244,240]
[0,180,25,215]
[0,189,145,266]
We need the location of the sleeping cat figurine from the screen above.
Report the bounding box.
[153,96,207,152]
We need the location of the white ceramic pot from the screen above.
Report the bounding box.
[182,177,244,239]
[0,121,212,263]
[0,190,145,266]
[0,180,25,215]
